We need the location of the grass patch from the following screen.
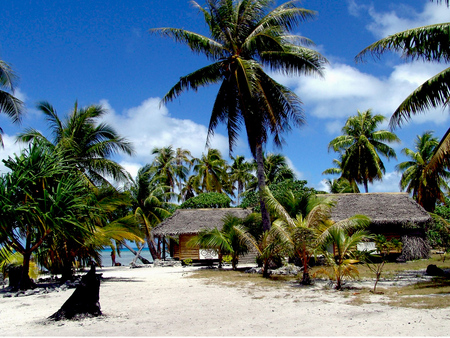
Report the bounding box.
[186,255,450,309]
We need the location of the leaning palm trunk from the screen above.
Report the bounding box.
[122,242,152,264]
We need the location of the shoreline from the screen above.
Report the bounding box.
[1,265,449,336]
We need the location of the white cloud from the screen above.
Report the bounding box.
[274,61,448,133]
[13,87,27,103]
[349,1,449,38]
[316,179,331,193]
[285,156,303,180]
[100,97,230,173]
[367,171,402,193]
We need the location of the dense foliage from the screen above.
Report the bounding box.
[240,179,316,211]
[180,192,231,209]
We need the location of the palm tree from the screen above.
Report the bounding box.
[266,189,335,284]
[193,148,232,195]
[396,131,450,212]
[181,174,201,201]
[317,225,370,290]
[151,146,193,195]
[17,101,134,186]
[247,152,296,190]
[0,142,97,289]
[262,153,296,184]
[322,156,360,193]
[356,1,450,176]
[229,155,254,205]
[151,146,178,192]
[328,109,400,193]
[0,59,24,147]
[175,147,193,191]
[130,165,176,260]
[152,0,327,231]
[324,178,359,194]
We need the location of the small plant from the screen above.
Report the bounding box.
[222,255,232,264]
[315,225,370,290]
[182,258,193,266]
[360,236,403,293]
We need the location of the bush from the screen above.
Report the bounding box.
[180,192,231,209]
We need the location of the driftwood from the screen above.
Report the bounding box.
[49,265,102,321]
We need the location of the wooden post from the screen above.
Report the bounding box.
[163,236,166,260]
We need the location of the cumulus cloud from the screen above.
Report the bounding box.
[348,1,449,38]
[368,171,403,193]
[274,61,448,134]
[100,97,230,173]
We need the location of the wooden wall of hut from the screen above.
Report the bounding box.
[169,238,180,259]
[179,234,199,260]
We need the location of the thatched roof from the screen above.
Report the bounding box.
[152,208,252,236]
[329,192,431,227]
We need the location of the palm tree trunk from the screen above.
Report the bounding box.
[255,143,271,232]
[122,242,152,264]
[363,178,369,193]
[301,249,311,285]
[19,251,33,290]
[262,259,270,278]
[19,229,33,290]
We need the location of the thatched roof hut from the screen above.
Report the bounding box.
[152,208,254,263]
[152,208,252,237]
[328,192,432,260]
[329,192,431,227]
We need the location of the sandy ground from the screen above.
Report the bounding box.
[1,265,449,336]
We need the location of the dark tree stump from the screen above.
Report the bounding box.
[49,265,102,321]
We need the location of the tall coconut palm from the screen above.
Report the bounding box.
[0,59,24,147]
[17,101,134,186]
[175,147,193,191]
[328,109,400,193]
[247,152,296,190]
[181,174,201,202]
[193,148,232,195]
[151,146,192,195]
[396,131,450,212]
[152,0,327,231]
[229,155,254,205]
[130,164,176,260]
[262,153,296,184]
[151,146,178,192]
[356,1,450,175]
[322,156,360,193]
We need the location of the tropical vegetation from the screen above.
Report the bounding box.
[396,131,450,212]
[152,0,327,232]
[356,0,450,206]
[0,59,24,147]
[328,109,400,193]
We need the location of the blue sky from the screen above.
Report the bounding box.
[1,0,449,193]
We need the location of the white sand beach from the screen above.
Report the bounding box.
[1,265,449,336]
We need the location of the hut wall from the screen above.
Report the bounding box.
[170,238,180,259]
[179,234,199,260]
